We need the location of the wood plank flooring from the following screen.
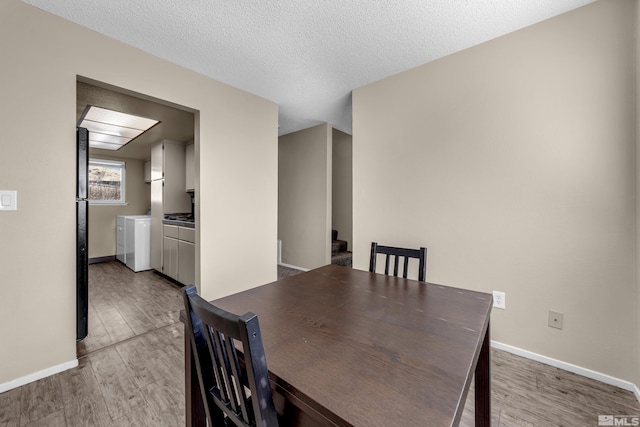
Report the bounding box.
[1,261,638,426]
[1,262,185,427]
[77,262,184,357]
[460,350,640,426]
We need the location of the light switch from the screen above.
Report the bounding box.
[0,191,17,211]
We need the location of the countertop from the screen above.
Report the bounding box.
[162,219,195,228]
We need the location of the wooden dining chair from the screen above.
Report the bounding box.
[369,242,427,282]
[182,285,279,427]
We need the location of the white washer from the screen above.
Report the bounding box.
[122,215,152,272]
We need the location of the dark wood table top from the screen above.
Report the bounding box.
[209,265,492,426]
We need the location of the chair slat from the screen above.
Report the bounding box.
[394,254,400,277]
[226,334,251,423]
[203,327,226,403]
[402,256,409,279]
[213,330,236,410]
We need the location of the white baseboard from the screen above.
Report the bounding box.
[491,341,639,402]
[2,343,637,404]
[278,262,310,272]
[0,359,78,393]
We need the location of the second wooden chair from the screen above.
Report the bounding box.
[369,242,427,282]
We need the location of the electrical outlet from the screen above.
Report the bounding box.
[492,291,505,309]
[548,311,564,329]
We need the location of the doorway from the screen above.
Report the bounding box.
[76,77,197,356]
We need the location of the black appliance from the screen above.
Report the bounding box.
[76,127,89,340]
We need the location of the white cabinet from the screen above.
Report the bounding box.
[162,223,195,285]
[150,180,163,271]
[162,224,179,280]
[144,160,151,183]
[178,227,195,285]
[150,140,191,271]
[151,140,190,214]
[185,143,194,192]
[150,142,164,181]
[178,240,195,285]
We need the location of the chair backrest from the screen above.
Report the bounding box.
[182,285,278,427]
[369,242,427,282]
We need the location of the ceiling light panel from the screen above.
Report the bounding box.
[82,121,143,139]
[88,132,130,145]
[84,106,158,131]
[79,105,159,150]
[88,140,124,150]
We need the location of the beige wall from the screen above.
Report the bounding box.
[0,0,277,386]
[353,0,637,382]
[332,129,353,251]
[88,157,150,259]
[278,124,332,269]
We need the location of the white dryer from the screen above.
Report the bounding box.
[116,215,152,272]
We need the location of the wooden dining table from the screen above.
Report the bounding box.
[182,264,492,426]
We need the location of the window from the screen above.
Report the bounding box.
[89,159,126,205]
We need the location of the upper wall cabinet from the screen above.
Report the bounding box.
[144,160,151,183]
[151,140,190,214]
[150,142,164,181]
[185,143,194,192]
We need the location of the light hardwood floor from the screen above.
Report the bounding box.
[1,261,638,426]
[1,262,186,427]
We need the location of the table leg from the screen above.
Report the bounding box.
[185,325,206,427]
[474,322,490,427]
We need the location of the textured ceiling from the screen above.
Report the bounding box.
[23,0,595,136]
